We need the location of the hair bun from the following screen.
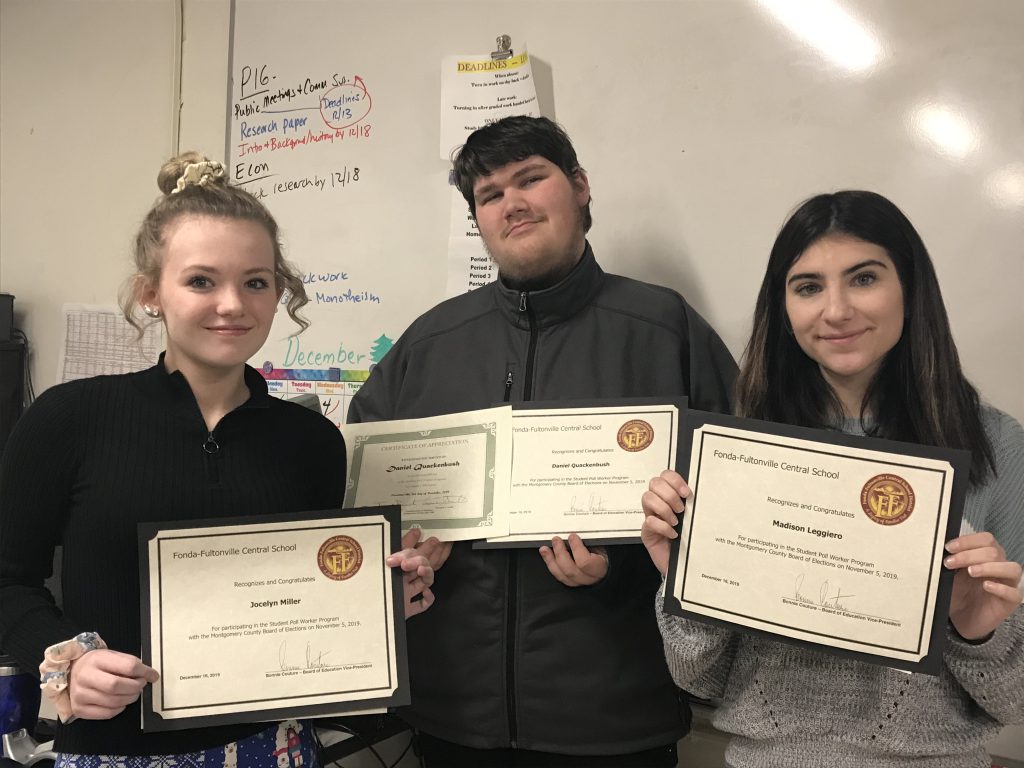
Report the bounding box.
[157,151,225,195]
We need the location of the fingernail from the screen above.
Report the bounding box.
[945,540,959,553]
[967,565,976,576]
[944,556,955,568]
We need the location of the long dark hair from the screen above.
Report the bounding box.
[736,190,995,485]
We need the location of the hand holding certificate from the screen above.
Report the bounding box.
[343,401,683,547]
[139,507,409,731]
[483,400,684,547]
[658,411,970,674]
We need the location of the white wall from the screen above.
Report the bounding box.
[0,0,178,390]
[3,0,1020,424]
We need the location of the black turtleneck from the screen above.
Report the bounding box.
[0,358,345,754]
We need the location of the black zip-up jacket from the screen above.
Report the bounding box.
[348,245,737,754]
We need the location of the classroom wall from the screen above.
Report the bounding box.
[0,0,178,390]
[2,0,1021,424]
[1,0,1021,761]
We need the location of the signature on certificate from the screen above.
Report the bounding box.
[278,640,333,671]
[794,573,856,611]
[567,495,635,515]
[401,493,467,507]
[570,495,607,513]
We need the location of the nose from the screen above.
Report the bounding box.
[502,186,528,219]
[216,286,245,316]
[822,286,854,324]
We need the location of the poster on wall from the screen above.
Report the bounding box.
[440,44,539,297]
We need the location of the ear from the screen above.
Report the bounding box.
[135,275,160,313]
[570,169,591,207]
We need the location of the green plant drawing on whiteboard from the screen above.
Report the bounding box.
[370,334,394,363]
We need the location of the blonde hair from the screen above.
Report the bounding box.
[119,151,309,333]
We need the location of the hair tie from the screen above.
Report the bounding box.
[39,631,108,723]
[172,160,225,194]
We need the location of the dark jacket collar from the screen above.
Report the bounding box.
[493,242,604,330]
[131,352,272,417]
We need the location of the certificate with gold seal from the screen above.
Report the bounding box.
[138,506,408,731]
[481,400,684,547]
[664,411,968,674]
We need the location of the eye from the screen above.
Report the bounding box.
[478,191,501,206]
[187,275,212,289]
[852,271,877,287]
[246,277,271,290]
[793,282,821,297]
[521,175,544,187]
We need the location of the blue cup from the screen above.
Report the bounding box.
[0,655,41,737]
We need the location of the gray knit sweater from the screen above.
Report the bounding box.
[657,406,1024,767]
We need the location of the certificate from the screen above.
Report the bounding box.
[665,412,968,674]
[342,407,512,541]
[138,507,408,731]
[482,401,683,547]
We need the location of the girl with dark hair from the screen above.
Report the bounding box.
[641,191,1023,767]
[0,153,436,765]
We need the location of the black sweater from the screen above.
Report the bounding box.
[0,359,345,754]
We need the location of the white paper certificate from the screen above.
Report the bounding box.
[140,508,407,731]
[666,414,967,672]
[342,407,512,541]
[484,403,681,546]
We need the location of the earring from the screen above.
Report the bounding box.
[143,305,162,319]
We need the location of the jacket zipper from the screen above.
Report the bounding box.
[520,292,538,400]
[505,550,518,747]
[503,370,514,402]
[506,291,540,747]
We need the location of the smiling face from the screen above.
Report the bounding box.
[471,155,590,289]
[784,234,905,410]
[141,214,280,379]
